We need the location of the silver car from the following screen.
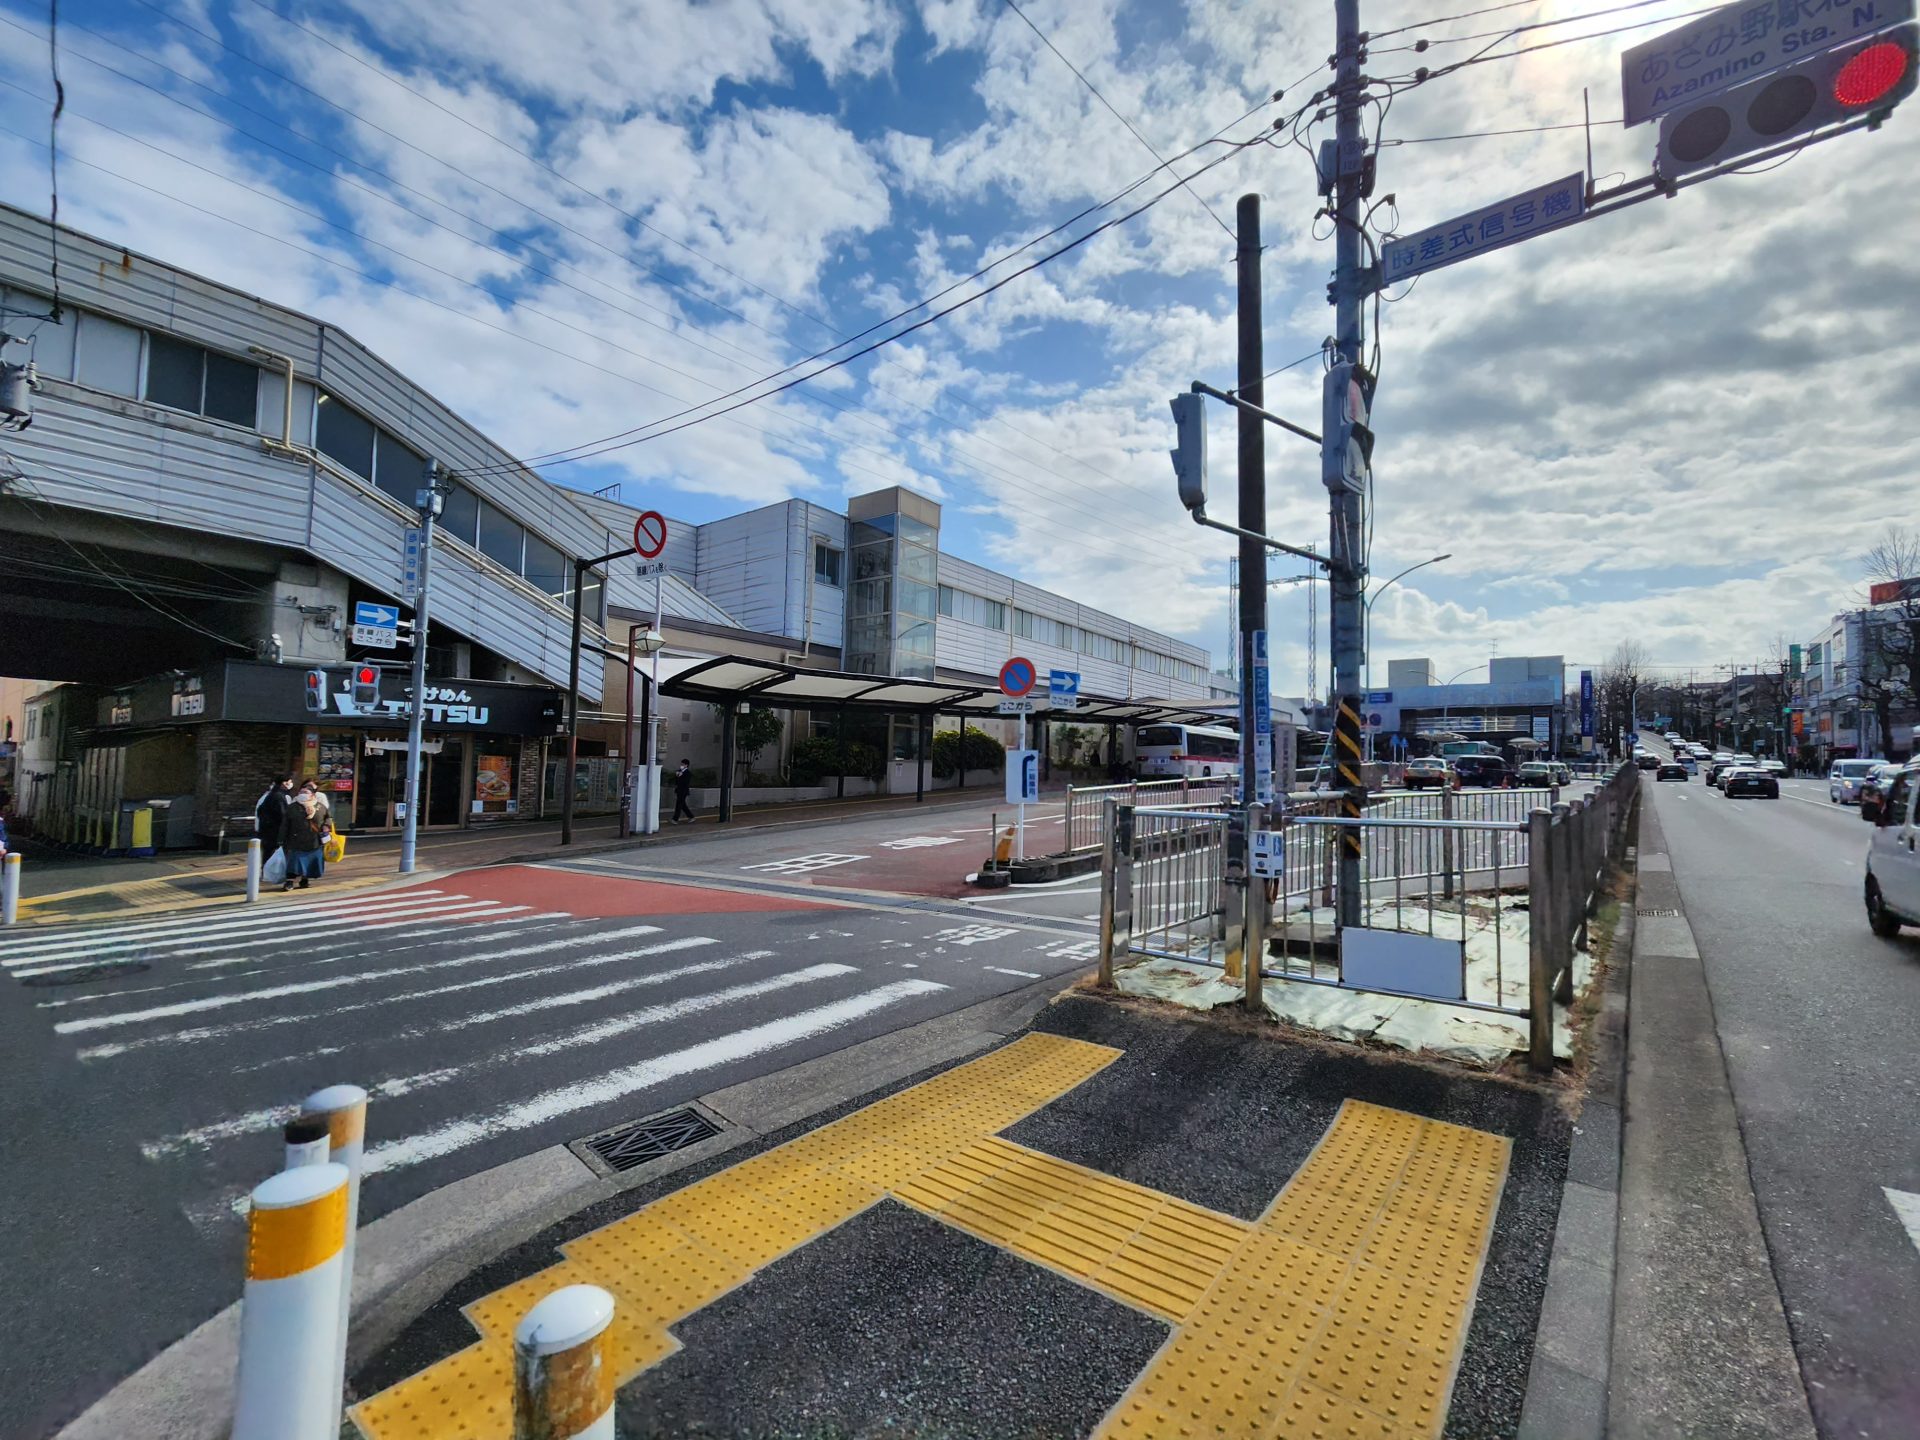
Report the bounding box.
[1830,758,1884,804]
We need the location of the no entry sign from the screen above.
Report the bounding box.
[633,510,668,559]
[999,656,1037,697]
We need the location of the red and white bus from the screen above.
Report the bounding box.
[1135,723,1242,779]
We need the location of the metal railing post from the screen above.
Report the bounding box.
[1527,807,1555,1073]
[1110,803,1135,976]
[245,837,262,904]
[1441,784,1456,900]
[1245,801,1266,1012]
[1,852,19,926]
[1550,802,1575,1004]
[1098,797,1118,987]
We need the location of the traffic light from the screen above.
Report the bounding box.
[1169,391,1208,513]
[352,665,380,707]
[304,669,327,714]
[1657,25,1917,178]
[1321,361,1375,493]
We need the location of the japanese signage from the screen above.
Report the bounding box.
[475,753,516,812]
[1251,629,1273,804]
[1621,0,1914,126]
[1381,174,1585,286]
[1580,670,1595,737]
[401,527,426,599]
[318,737,357,793]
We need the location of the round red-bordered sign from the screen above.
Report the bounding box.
[1000,656,1037,697]
[633,510,668,559]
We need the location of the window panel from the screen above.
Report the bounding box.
[813,544,843,587]
[203,350,260,426]
[850,578,891,617]
[374,430,427,506]
[144,334,203,413]
[897,619,935,655]
[76,313,141,396]
[898,515,938,547]
[898,580,936,620]
[523,532,568,596]
[315,394,375,481]
[6,289,73,378]
[898,545,937,583]
[438,483,479,546]
[476,499,524,571]
[852,542,892,583]
[938,585,956,618]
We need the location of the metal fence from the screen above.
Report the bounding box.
[1096,763,1640,1071]
[1061,776,1236,853]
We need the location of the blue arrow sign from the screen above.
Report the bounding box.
[354,602,399,628]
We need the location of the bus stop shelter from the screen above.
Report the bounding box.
[656,654,1225,821]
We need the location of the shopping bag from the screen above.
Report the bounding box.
[323,832,347,864]
[261,847,287,885]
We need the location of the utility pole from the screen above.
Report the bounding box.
[1328,0,1368,929]
[1237,193,1268,807]
[400,463,447,875]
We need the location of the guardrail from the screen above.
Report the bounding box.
[1062,776,1236,853]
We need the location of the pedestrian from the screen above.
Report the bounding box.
[255,773,292,841]
[279,788,326,891]
[298,779,333,834]
[671,759,695,824]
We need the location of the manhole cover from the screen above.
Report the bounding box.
[1636,908,1680,917]
[20,961,152,987]
[576,1106,723,1174]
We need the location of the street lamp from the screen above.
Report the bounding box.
[1434,663,1489,750]
[1362,553,1450,759]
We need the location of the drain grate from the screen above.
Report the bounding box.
[580,1106,722,1173]
[1636,907,1680,917]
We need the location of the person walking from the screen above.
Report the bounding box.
[671,759,695,824]
[255,773,292,843]
[279,789,326,891]
[298,779,333,835]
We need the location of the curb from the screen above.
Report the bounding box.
[1516,839,1635,1440]
[53,975,1071,1440]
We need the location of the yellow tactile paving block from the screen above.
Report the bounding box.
[1095,1099,1512,1440]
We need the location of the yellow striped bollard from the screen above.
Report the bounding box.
[231,1162,350,1440]
[514,1285,617,1440]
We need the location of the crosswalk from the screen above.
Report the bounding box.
[0,887,982,1248]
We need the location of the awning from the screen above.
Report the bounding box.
[657,655,1226,726]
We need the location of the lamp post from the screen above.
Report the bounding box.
[1433,663,1489,751]
[1361,554,1450,760]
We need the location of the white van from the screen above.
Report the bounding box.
[1864,764,1920,936]
[1830,758,1884,805]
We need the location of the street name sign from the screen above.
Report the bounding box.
[1381,174,1585,287]
[401,527,425,599]
[635,560,669,578]
[1621,0,1914,125]
[352,600,399,650]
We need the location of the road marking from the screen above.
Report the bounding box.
[928,924,1019,947]
[360,979,949,1177]
[878,836,963,850]
[741,852,870,875]
[983,966,1042,978]
[185,913,559,970]
[0,889,449,951]
[1886,1187,1920,1258]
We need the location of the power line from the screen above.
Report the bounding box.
[1370,0,1543,42]
[1383,117,1623,144]
[999,0,1235,239]
[44,0,63,319]
[1375,4,1721,86]
[1372,0,1680,50]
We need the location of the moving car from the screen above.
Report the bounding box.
[1706,758,1737,787]
[1830,758,1885,804]
[1634,752,1661,770]
[1404,757,1453,790]
[1656,760,1690,781]
[1517,760,1557,786]
[1863,761,1905,807]
[1862,763,1920,936]
[1722,766,1780,799]
[1450,755,1514,788]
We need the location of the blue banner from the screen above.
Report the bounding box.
[1580,670,1595,738]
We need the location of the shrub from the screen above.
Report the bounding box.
[789,736,884,785]
[933,726,1005,779]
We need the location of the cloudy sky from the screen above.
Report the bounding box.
[0,0,1912,693]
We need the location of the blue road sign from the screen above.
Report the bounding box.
[1366,690,1392,704]
[1580,670,1596,738]
[354,602,399,629]
[1048,669,1081,709]
[1251,629,1273,804]
[1382,174,1585,287]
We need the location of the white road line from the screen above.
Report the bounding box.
[1885,1187,1920,1259]
[983,966,1042,978]
[362,978,947,1176]
[185,913,557,970]
[519,962,858,1055]
[75,940,724,1061]
[54,922,669,1034]
[0,894,488,964]
[445,951,778,1031]
[0,889,450,955]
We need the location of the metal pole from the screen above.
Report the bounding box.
[1236,192,1268,815]
[245,837,261,903]
[1329,0,1368,930]
[647,571,663,834]
[400,466,440,875]
[719,705,737,823]
[1098,796,1118,987]
[916,711,929,803]
[1,851,17,925]
[231,1163,350,1440]
[560,558,587,847]
[836,707,848,800]
[621,624,638,840]
[1245,801,1266,1012]
[1527,807,1554,1072]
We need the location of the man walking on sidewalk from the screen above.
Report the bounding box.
[254,774,292,845]
[671,759,696,824]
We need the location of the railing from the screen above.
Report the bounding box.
[1105,804,1235,966]
[1062,776,1236,853]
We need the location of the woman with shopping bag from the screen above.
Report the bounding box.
[279,790,326,891]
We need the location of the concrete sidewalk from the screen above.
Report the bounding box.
[342,990,1570,1440]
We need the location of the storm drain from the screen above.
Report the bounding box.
[1636,907,1680,917]
[577,1106,723,1174]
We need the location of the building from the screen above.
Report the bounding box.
[1365,656,1570,757]
[0,207,1215,846]
[1798,607,1917,763]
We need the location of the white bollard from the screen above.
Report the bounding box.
[283,1114,330,1169]
[303,1084,367,1433]
[514,1285,616,1440]
[245,837,262,904]
[2,851,20,926]
[232,1163,350,1440]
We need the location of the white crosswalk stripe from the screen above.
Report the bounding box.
[0,890,456,957]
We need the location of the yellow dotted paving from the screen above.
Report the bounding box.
[352,1038,1509,1440]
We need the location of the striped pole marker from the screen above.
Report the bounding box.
[231,1163,350,1440]
[282,1114,330,1169]
[1335,697,1366,859]
[303,1084,367,1433]
[514,1285,616,1440]
[2,852,19,926]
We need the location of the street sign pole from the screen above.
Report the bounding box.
[1236,193,1268,822]
[400,464,444,875]
[1330,0,1368,930]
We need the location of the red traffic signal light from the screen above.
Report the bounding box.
[304,668,326,713]
[1656,25,1918,178]
[351,665,380,706]
[356,666,377,685]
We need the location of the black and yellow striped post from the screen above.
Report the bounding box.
[1334,694,1367,921]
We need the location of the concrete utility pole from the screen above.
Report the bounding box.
[400,463,447,875]
[1237,193,1268,806]
[1328,0,1368,928]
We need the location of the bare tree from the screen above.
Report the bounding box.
[1599,639,1649,755]
[1858,526,1920,758]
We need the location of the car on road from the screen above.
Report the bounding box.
[1634,752,1661,770]
[1403,757,1453,790]
[1656,760,1690,781]
[1518,760,1558,787]
[1830,758,1885,805]
[1450,755,1514,788]
[1722,766,1780,799]
[1863,762,1905,807]
[1862,763,1920,936]
[1759,759,1788,781]
[1689,744,1712,759]
[1706,757,1737,787]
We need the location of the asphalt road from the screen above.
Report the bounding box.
[1643,768,1920,1436]
[0,830,1099,1439]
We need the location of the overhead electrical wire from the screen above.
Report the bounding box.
[1371,0,1681,51]
[44,0,64,319]
[1372,4,1722,87]
[1370,0,1544,42]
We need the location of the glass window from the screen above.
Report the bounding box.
[897,619,935,656]
[76,313,141,395]
[898,580,936,620]
[144,333,203,413]
[852,542,892,584]
[898,515,938,547]
[476,499,524,571]
[5,288,73,378]
[374,430,427,506]
[898,545,937,583]
[203,351,259,426]
[814,544,843,587]
[938,585,955,617]
[440,483,479,547]
[850,578,891,617]
[523,532,568,596]
[315,394,375,481]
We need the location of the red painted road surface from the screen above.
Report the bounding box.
[386,864,841,918]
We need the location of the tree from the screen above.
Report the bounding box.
[1859,527,1920,759]
[726,705,784,780]
[1598,640,1648,755]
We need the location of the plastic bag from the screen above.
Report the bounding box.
[261,847,287,885]
[323,832,347,864]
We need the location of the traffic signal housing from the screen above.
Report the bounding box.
[1321,361,1376,493]
[352,665,380,707]
[1169,391,1208,513]
[1656,25,1917,178]
[304,669,327,714]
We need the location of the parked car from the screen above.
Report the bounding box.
[1722,766,1780,799]
[1403,757,1454,790]
[1862,763,1920,936]
[1548,761,1573,785]
[1451,755,1514,788]
[1830,758,1886,804]
[1656,761,1689,781]
[1517,760,1557,786]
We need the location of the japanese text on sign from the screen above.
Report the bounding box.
[1380,175,1585,286]
[1620,0,1912,126]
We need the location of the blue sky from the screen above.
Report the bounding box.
[0,0,1913,693]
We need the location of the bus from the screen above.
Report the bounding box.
[1135,723,1242,779]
